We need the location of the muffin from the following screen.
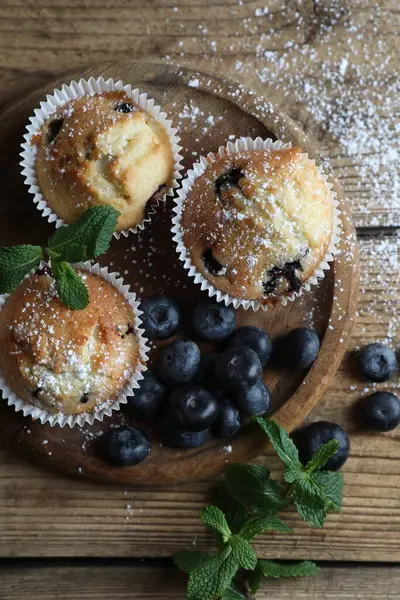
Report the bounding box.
[178,147,334,304]
[0,268,145,419]
[34,91,175,232]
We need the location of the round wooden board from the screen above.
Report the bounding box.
[0,61,359,486]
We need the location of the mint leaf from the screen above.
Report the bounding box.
[258,559,320,578]
[0,245,43,293]
[173,550,210,574]
[188,546,238,600]
[305,439,339,473]
[212,484,246,534]
[221,588,246,600]
[225,464,286,512]
[201,506,231,543]
[254,418,301,472]
[47,206,119,262]
[312,471,343,511]
[248,568,263,595]
[239,515,292,540]
[293,484,327,527]
[229,536,257,571]
[52,261,89,310]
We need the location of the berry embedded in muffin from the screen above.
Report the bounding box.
[0,270,142,415]
[35,91,175,232]
[180,147,334,303]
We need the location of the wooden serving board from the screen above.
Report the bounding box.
[0,61,359,486]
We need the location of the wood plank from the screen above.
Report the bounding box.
[1,563,400,599]
[0,235,399,561]
[0,0,398,228]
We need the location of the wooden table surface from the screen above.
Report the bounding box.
[0,1,399,598]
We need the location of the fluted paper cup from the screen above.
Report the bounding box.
[20,76,184,239]
[0,261,149,427]
[171,137,341,311]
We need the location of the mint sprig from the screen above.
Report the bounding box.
[0,206,120,310]
[174,418,344,599]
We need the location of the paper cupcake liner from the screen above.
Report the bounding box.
[0,261,150,428]
[171,137,341,311]
[20,76,184,239]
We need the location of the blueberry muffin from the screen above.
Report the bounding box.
[0,270,142,415]
[35,91,175,231]
[181,148,334,303]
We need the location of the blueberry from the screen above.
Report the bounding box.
[213,397,242,437]
[234,378,270,416]
[292,421,350,471]
[46,119,63,144]
[192,353,218,387]
[275,328,320,369]
[227,326,272,367]
[139,296,180,340]
[158,340,201,385]
[192,301,236,342]
[357,391,400,432]
[164,420,211,449]
[358,343,397,382]
[214,346,262,391]
[168,384,219,432]
[115,102,135,113]
[126,372,167,420]
[100,426,150,466]
[202,249,226,276]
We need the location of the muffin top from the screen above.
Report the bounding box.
[0,270,140,415]
[181,148,334,302]
[35,91,174,231]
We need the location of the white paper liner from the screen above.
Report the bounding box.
[0,261,150,428]
[20,76,184,239]
[171,137,341,311]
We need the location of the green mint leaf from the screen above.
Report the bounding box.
[0,245,43,293]
[305,439,339,473]
[258,559,320,579]
[239,515,292,540]
[52,261,89,310]
[229,535,257,571]
[47,206,119,262]
[201,506,231,543]
[293,484,327,527]
[221,588,246,600]
[248,568,263,595]
[225,464,286,512]
[254,418,301,472]
[188,546,238,600]
[212,484,247,534]
[173,550,210,575]
[312,471,343,511]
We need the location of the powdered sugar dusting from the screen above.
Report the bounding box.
[164,1,399,227]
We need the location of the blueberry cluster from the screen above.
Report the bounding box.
[288,342,400,472]
[98,297,322,467]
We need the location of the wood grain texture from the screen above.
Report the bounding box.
[0,0,398,227]
[0,0,398,575]
[0,61,358,485]
[1,563,400,599]
[0,237,398,561]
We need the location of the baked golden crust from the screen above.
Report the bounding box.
[0,271,140,415]
[35,91,174,231]
[181,148,333,302]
